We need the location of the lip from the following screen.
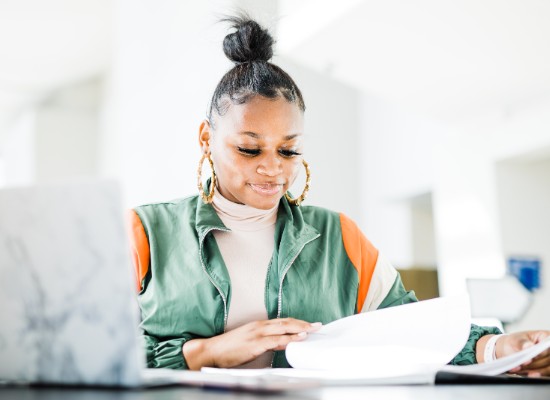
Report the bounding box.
[248,183,284,196]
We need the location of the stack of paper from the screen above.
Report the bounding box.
[200,296,550,386]
[286,295,471,381]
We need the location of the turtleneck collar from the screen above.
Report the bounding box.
[212,190,279,232]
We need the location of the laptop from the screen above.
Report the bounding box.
[0,181,316,391]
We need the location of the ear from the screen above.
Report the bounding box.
[198,120,212,154]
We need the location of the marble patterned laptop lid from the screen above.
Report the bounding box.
[0,181,144,386]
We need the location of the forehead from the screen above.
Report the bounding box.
[215,96,304,139]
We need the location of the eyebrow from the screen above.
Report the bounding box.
[238,131,301,141]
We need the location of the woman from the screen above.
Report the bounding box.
[128,15,550,376]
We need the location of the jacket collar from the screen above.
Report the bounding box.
[195,179,228,240]
[275,194,320,269]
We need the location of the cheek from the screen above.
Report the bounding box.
[213,151,252,179]
[212,147,236,169]
[286,159,302,183]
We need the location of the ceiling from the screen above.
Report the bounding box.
[278,0,550,121]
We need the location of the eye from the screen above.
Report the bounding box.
[237,147,261,156]
[279,149,302,158]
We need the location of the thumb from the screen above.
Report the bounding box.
[518,331,545,350]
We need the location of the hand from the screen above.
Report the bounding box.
[496,331,550,377]
[182,318,322,370]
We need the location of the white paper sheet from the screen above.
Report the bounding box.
[197,297,550,387]
[201,366,438,386]
[142,368,320,391]
[148,335,550,390]
[286,295,472,377]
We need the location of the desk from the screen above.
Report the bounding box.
[1,385,549,400]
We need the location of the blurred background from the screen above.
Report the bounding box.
[0,0,548,331]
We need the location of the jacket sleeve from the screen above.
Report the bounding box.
[369,252,503,365]
[339,213,379,313]
[376,273,418,309]
[141,334,192,369]
[448,324,502,365]
[127,210,151,292]
[128,209,191,370]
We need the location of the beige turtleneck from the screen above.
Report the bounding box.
[211,191,278,368]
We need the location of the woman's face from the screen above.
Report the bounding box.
[199,95,304,210]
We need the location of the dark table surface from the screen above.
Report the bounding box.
[1,384,550,400]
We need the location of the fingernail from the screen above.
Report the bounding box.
[528,372,541,378]
[298,332,307,337]
[310,322,323,328]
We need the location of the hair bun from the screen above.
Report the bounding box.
[222,16,274,63]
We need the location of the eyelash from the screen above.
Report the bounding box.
[237,147,302,158]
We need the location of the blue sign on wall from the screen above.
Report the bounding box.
[507,257,541,292]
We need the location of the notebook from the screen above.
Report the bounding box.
[0,181,316,391]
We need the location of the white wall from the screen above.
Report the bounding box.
[496,155,550,331]
[0,110,36,187]
[436,96,550,301]
[410,193,437,268]
[359,94,445,267]
[279,58,361,222]
[360,91,550,328]
[433,132,506,295]
[0,78,102,188]
[35,78,102,182]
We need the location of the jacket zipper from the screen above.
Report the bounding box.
[271,234,320,367]
[199,227,230,332]
[276,235,319,318]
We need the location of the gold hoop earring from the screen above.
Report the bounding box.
[197,153,217,204]
[285,159,311,206]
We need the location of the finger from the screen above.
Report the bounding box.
[513,348,550,371]
[518,338,535,352]
[531,348,550,361]
[512,362,532,374]
[526,364,550,377]
[529,331,550,344]
[269,318,323,331]
[263,332,309,352]
[518,354,550,371]
[518,330,550,351]
[258,319,321,337]
[273,332,309,351]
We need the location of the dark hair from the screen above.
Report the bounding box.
[207,14,306,127]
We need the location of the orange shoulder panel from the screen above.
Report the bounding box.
[339,213,379,313]
[127,210,150,291]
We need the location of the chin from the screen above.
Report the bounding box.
[248,195,281,210]
[243,184,284,210]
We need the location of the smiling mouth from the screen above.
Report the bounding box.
[248,183,284,196]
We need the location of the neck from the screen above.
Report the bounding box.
[212,191,278,232]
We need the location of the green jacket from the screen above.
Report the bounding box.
[129,194,500,369]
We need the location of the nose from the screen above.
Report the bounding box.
[257,153,283,177]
